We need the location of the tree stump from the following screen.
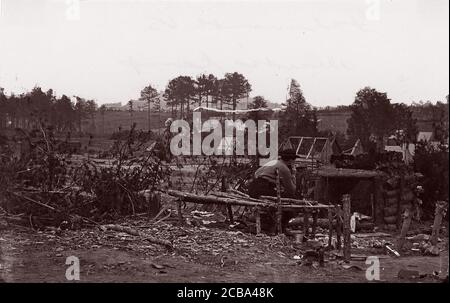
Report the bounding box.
[147,191,161,220]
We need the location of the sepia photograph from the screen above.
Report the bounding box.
[0,0,448,290]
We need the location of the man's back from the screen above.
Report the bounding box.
[254,159,295,197]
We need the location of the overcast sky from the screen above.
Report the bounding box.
[0,0,448,106]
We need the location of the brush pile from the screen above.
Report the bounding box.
[0,124,171,229]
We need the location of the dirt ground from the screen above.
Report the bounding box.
[1,218,448,283]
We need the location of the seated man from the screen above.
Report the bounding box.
[248,149,299,233]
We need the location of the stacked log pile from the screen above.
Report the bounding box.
[382,179,417,230]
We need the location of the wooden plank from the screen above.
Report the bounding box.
[316,168,382,179]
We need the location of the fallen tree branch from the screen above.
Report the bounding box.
[166,189,275,208]
[153,209,172,225]
[260,195,318,205]
[228,188,250,198]
[9,191,100,227]
[165,189,332,210]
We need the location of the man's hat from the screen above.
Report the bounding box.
[279,148,300,160]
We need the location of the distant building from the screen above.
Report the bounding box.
[103,102,123,111]
[125,100,148,111]
[316,110,352,137]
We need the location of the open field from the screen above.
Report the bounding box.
[81,111,172,135]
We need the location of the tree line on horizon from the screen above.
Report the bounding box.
[1,75,448,148]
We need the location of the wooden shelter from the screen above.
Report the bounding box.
[280,136,342,165]
[313,167,385,225]
[343,139,364,156]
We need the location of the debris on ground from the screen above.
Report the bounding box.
[398,269,421,279]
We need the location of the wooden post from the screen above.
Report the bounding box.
[177,199,184,225]
[342,194,351,263]
[275,168,283,234]
[370,192,375,223]
[222,176,233,223]
[396,176,404,229]
[314,178,322,202]
[303,210,309,242]
[431,201,447,245]
[227,205,234,224]
[397,206,412,250]
[311,210,318,238]
[335,205,342,250]
[327,207,333,249]
[255,207,262,235]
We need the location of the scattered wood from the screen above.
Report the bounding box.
[228,188,249,198]
[166,190,274,208]
[165,189,331,210]
[150,262,165,270]
[385,244,400,257]
[101,224,173,249]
